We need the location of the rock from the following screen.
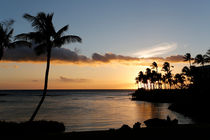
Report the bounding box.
[144,117,178,128]
[119,124,131,131]
[133,122,141,129]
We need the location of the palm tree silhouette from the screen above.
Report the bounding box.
[135,76,140,89]
[183,53,193,67]
[0,20,30,60]
[151,62,158,72]
[162,62,173,89]
[138,71,144,89]
[205,49,210,62]
[162,75,167,89]
[16,12,82,121]
[151,70,157,89]
[151,62,160,89]
[157,73,162,89]
[193,54,207,67]
[146,68,152,89]
[174,73,185,89]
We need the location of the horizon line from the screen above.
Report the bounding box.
[0,89,136,91]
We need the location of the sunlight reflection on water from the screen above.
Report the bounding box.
[0,90,193,132]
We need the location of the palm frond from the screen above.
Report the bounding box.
[54,25,69,38]
[6,29,14,39]
[15,32,46,43]
[23,13,45,32]
[53,35,81,47]
[10,40,32,48]
[206,49,210,55]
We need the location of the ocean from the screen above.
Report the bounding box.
[0,90,193,132]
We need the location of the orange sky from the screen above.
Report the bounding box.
[0,60,187,89]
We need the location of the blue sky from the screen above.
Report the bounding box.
[1,0,210,89]
[1,0,210,57]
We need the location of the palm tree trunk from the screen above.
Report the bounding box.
[189,60,191,67]
[29,47,51,121]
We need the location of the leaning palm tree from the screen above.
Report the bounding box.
[183,53,193,67]
[16,12,82,121]
[0,20,30,60]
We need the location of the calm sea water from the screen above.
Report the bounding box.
[0,90,193,132]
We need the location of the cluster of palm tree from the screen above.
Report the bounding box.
[183,51,210,67]
[135,50,210,90]
[135,61,187,90]
[0,12,82,121]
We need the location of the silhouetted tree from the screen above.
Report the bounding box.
[138,71,144,88]
[146,68,152,89]
[142,74,148,89]
[162,75,167,89]
[182,66,193,86]
[151,62,161,89]
[174,73,185,89]
[0,20,30,60]
[205,49,210,62]
[157,73,162,89]
[151,62,158,72]
[194,54,207,67]
[135,77,140,89]
[183,53,193,67]
[16,12,82,121]
[162,62,173,89]
[151,70,157,89]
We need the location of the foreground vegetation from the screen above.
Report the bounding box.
[1,119,210,139]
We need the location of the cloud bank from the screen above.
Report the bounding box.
[1,46,184,65]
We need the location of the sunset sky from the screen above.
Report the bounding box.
[0,0,210,89]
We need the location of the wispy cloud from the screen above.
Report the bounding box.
[59,76,91,83]
[0,64,19,69]
[134,42,177,58]
[31,80,39,82]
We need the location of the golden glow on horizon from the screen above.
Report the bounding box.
[0,61,186,90]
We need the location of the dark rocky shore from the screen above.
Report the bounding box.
[131,88,191,103]
[131,87,210,123]
[1,119,210,139]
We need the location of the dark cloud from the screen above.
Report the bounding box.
[59,76,90,83]
[2,46,90,63]
[1,46,185,65]
[165,55,184,62]
[92,53,139,62]
[144,55,184,62]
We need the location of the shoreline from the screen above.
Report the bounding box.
[2,123,210,138]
